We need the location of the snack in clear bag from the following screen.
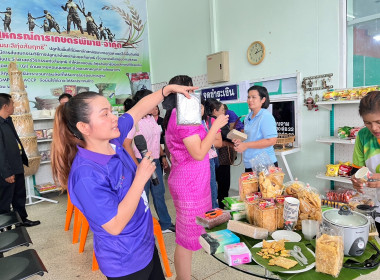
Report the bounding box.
[284,179,306,196]
[315,222,344,277]
[348,194,375,209]
[249,152,274,175]
[239,172,259,201]
[296,184,322,229]
[176,91,201,125]
[259,171,284,198]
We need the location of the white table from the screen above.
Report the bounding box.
[275,147,301,181]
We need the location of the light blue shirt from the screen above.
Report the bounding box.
[243,108,278,168]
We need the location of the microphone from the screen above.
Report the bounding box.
[134,135,160,186]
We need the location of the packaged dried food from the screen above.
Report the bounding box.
[284,180,306,196]
[348,194,375,209]
[315,223,344,277]
[227,220,268,239]
[239,172,259,201]
[259,171,284,198]
[196,209,231,229]
[325,164,340,176]
[176,91,201,125]
[252,203,278,232]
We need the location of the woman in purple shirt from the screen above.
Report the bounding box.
[51,85,195,280]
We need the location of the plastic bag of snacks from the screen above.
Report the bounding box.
[296,184,322,229]
[337,126,353,139]
[325,164,340,176]
[315,222,344,277]
[348,194,375,210]
[239,172,259,201]
[284,179,306,196]
[325,188,357,203]
[258,171,284,198]
[249,152,274,175]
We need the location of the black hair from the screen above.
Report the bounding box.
[163,75,193,130]
[123,98,134,111]
[205,98,222,117]
[247,85,270,109]
[0,93,12,110]
[132,89,153,104]
[359,91,380,116]
[59,93,72,102]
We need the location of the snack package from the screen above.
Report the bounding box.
[223,196,245,211]
[252,203,278,232]
[176,91,201,125]
[348,194,375,209]
[227,220,268,239]
[284,180,306,196]
[195,209,231,229]
[239,172,259,201]
[259,171,284,198]
[245,200,258,224]
[199,229,240,254]
[325,164,340,177]
[315,222,344,277]
[224,242,252,266]
[337,126,353,139]
[322,91,337,101]
[296,184,322,229]
[325,188,356,203]
[338,164,353,177]
[249,152,274,175]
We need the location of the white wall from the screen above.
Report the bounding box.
[147,0,344,193]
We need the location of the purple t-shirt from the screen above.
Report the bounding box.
[68,113,154,277]
[226,109,244,131]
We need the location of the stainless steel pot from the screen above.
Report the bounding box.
[322,206,370,256]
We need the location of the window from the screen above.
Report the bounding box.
[347,0,380,87]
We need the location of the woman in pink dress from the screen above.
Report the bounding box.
[163,75,228,279]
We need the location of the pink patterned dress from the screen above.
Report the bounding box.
[166,109,211,251]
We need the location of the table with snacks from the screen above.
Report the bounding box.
[197,168,380,280]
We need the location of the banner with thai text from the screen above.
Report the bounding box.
[201,85,238,102]
[0,0,150,109]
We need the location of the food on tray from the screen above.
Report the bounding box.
[268,257,298,269]
[315,234,344,277]
[239,172,258,201]
[256,240,290,259]
[259,171,284,198]
[227,220,268,239]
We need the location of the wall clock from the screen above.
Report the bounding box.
[247,41,265,65]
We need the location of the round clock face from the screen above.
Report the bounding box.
[247,41,265,65]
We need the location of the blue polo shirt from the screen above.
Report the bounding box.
[68,113,154,277]
[243,109,278,168]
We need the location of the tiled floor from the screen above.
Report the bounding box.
[6,182,380,280]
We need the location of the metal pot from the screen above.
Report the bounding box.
[322,206,370,256]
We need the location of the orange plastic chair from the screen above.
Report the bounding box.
[64,193,74,231]
[79,212,90,253]
[92,250,99,271]
[72,207,81,244]
[152,217,172,277]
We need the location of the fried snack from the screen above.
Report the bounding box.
[257,240,290,260]
[285,182,303,196]
[295,186,322,230]
[268,257,298,269]
[315,234,344,277]
[259,171,284,198]
[245,200,258,224]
